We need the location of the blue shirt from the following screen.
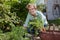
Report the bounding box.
[24,10,48,27]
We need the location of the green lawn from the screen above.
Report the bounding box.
[48,18,60,25]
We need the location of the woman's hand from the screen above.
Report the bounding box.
[41,28,46,32]
[23,24,27,29]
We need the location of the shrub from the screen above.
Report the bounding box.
[10,0,30,21]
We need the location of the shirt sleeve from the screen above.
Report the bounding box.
[43,16,48,25]
[39,11,48,25]
[23,13,30,27]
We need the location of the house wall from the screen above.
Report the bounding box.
[47,0,60,20]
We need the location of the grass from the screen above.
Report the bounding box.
[48,18,60,25]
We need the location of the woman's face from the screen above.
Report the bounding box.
[28,6,36,16]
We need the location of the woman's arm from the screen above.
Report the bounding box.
[23,13,30,27]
